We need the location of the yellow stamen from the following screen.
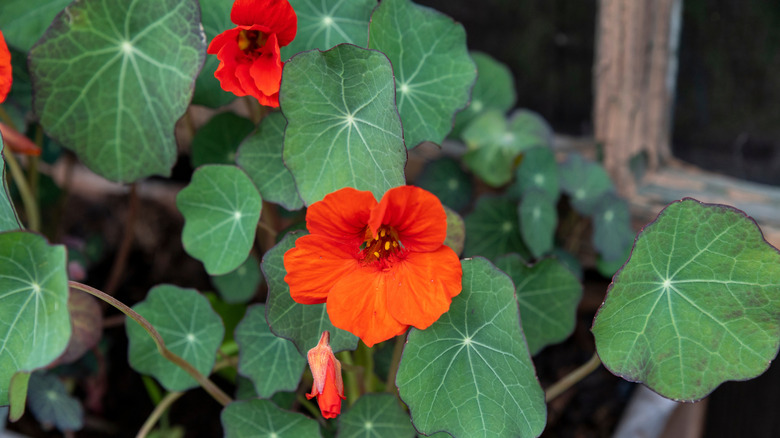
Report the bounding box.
[373,252,380,258]
[384,241,390,250]
[393,241,399,248]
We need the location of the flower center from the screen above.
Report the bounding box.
[237,30,268,52]
[361,226,402,264]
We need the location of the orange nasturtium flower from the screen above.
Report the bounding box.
[306,331,345,419]
[0,30,11,103]
[0,30,39,157]
[207,0,297,108]
[284,186,463,347]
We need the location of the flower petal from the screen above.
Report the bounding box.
[0,31,12,103]
[386,247,462,329]
[369,186,447,252]
[284,234,359,304]
[306,187,377,245]
[209,29,248,96]
[326,268,408,347]
[249,33,283,95]
[231,0,297,47]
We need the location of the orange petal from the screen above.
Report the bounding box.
[386,247,462,329]
[306,187,376,244]
[284,234,359,304]
[231,0,297,47]
[369,185,447,252]
[0,123,41,157]
[326,267,408,347]
[248,33,283,96]
[0,31,10,104]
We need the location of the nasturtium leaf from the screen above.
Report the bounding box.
[592,193,635,262]
[518,189,557,259]
[27,371,83,432]
[0,139,22,231]
[368,0,476,148]
[511,146,560,202]
[463,109,552,187]
[211,255,262,304]
[126,285,225,391]
[263,231,359,355]
[463,196,530,261]
[592,198,780,401]
[281,44,406,206]
[177,165,262,275]
[495,254,582,355]
[414,157,473,212]
[338,393,416,438]
[8,372,29,422]
[281,0,376,60]
[194,0,235,108]
[205,293,246,343]
[552,248,583,281]
[443,206,465,257]
[397,258,546,438]
[235,304,306,398]
[0,0,70,52]
[29,0,205,182]
[222,399,322,438]
[595,246,632,279]
[559,154,614,215]
[0,231,69,405]
[451,51,517,138]
[236,111,304,210]
[191,112,254,168]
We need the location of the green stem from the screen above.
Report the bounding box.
[69,281,233,407]
[135,391,184,438]
[4,148,40,232]
[384,334,406,393]
[545,352,602,402]
[356,341,377,394]
[337,351,359,406]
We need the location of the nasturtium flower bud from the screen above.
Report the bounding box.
[306,331,345,419]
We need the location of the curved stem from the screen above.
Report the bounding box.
[545,352,602,402]
[336,351,359,406]
[104,183,139,295]
[3,149,40,232]
[135,391,184,438]
[69,281,233,407]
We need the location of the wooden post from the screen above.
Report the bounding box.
[593,0,682,196]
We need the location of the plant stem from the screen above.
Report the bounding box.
[385,334,406,393]
[135,391,184,438]
[69,281,233,407]
[545,352,602,402]
[3,149,40,231]
[337,351,359,406]
[296,393,327,427]
[104,183,139,295]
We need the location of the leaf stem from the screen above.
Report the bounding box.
[336,351,360,406]
[385,334,406,393]
[3,148,40,231]
[69,281,233,407]
[545,352,602,402]
[135,390,184,438]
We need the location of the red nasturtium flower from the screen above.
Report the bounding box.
[306,331,345,419]
[284,186,463,347]
[0,30,11,103]
[207,0,297,108]
[0,30,39,157]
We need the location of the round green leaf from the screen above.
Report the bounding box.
[463,196,530,261]
[222,399,321,438]
[191,112,254,168]
[280,44,406,206]
[592,198,780,401]
[126,285,225,391]
[0,0,70,52]
[194,0,236,108]
[510,146,559,202]
[463,109,552,187]
[281,0,376,60]
[495,254,582,355]
[27,371,83,432]
[451,51,516,138]
[0,231,69,405]
[177,165,263,275]
[368,0,476,148]
[263,231,359,354]
[211,255,263,304]
[236,111,304,210]
[396,258,546,438]
[559,154,614,215]
[338,393,415,438]
[592,193,635,262]
[443,205,465,257]
[29,0,206,182]
[518,189,557,259]
[235,304,306,398]
[414,157,473,212]
[0,139,22,231]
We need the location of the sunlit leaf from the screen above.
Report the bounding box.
[397,257,546,438]
[495,254,582,355]
[559,154,613,215]
[211,255,263,304]
[368,0,476,148]
[463,196,529,260]
[29,0,205,182]
[281,44,406,205]
[0,139,21,231]
[0,0,70,52]
[222,399,321,438]
[194,0,235,108]
[518,189,557,258]
[263,231,359,354]
[592,198,780,401]
[281,0,376,59]
[338,393,415,438]
[126,285,224,391]
[414,157,473,212]
[0,231,69,405]
[191,112,254,168]
[236,111,304,211]
[177,165,262,275]
[27,371,83,432]
[235,304,306,398]
[452,51,516,138]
